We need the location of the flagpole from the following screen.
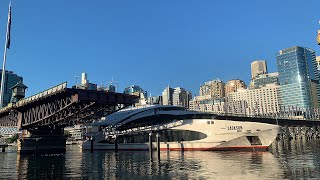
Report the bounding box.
[0,1,11,108]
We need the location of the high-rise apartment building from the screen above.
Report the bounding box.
[162,86,174,105]
[0,70,23,107]
[172,87,192,108]
[227,83,280,115]
[251,60,267,79]
[199,80,225,98]
[162,86,191,107]
[316,56,320,70]
[189,96,225,113]
[225,79,246,96]
[276,46,319,109]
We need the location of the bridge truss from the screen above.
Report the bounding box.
[0,88,137,129]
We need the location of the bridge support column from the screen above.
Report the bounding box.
[17,125,67,154]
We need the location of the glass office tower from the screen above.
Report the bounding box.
[124,85,147,98]
[276,46,319,109]
[0,70,23,107]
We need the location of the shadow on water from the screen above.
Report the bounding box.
[1,140,320,179]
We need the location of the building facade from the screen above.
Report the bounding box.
[107,84,116,92]
[172,87,192,108]
[148,96,162,105]
[0,70,23,107]
[276,46,319,109]
[189,96,225,113]
[225,79,246,96]
[251,60,267,79]
[199,79,225,98]
[75,72,97,90]
[316,56,320,70]
[162,86,174,105]
[226,83,281,115]
[124,85,147,98]
[250,72,279,88]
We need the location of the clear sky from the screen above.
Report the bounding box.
[0,0,319,97]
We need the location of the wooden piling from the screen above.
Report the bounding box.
[35,138,39,154]
[156,133,160,160]
[90,136,94,153]
[149,132,153,152]
[115,136,118,152]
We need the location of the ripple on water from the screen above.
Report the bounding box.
[1,140,320,179]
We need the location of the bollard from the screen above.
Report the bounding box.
[156,133,160,160]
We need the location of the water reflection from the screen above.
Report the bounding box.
[270,139,320,179]
[1,140,320,179]
[16,153,66,179]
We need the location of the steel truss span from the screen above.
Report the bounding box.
[0,88,137,129]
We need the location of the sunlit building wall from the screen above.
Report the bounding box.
[199,79,225,98]
[251,60,267,79]
[276,46,319,109]
[225,79,246,96]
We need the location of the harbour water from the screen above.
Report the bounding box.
[1,139,320,179]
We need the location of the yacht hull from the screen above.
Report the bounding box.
[82,119,280,151]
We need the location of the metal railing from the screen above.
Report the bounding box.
[15,82,67,107]
[0,82,67,113]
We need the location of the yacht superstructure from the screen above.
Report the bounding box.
[82,105,280,151]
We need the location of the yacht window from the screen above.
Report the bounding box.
[210,121,214,124]
[207,121,210,125]
[116,129,208,143]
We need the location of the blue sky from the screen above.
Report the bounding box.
[0,0,319,97]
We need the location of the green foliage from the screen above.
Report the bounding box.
[5,134,18,144]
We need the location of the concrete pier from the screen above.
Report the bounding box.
[18,125,66,154]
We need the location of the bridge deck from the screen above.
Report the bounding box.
[0,87,138,128]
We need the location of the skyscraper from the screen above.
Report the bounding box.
[0,70,23,107]
[172,87,191,108]
[124,85,147,98]
[162,86,191,107]
[276,46,319,109]
[251,60,267,79]
[162,86,174,105]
